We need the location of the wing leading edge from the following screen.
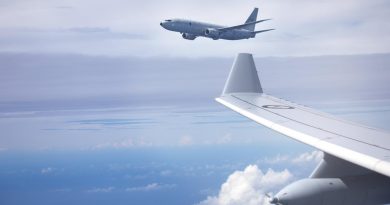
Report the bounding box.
[216,53,390,177]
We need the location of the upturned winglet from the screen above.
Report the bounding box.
[222,53,263,95]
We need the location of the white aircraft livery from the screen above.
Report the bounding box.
[160,8,273,40]
[216,53,390,205]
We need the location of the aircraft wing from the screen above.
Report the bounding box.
[217,19,271,32]
[216,53,390,177]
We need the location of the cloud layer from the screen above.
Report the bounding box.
[262,151,323,165]
[126,183,176,192]
[86,187,115,193]
[197,165,293,205]
[0,53,389,150]
[197,151,326,205]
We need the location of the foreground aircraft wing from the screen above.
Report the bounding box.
[217,19,271,32]
[216,53,390,177]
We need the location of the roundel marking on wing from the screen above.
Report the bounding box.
[262,105,295,109]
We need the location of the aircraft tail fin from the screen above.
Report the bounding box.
[243,8,259,31]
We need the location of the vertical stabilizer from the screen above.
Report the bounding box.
[222,53,262,95]
[243,8,258,31]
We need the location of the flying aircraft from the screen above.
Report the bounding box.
[216,53,390,205]
[160,8,273,40]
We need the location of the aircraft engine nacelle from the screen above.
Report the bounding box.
[270,176,390,205]
[271,178,346,205]
[182,33,196,40]
[204,28,220,40]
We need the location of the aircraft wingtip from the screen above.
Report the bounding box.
[222,53,263,95]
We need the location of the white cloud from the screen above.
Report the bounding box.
[94,139,135,149]
[262,154,290,164]
[86,186,115,193]
[216,133,233,145]
[41,167,56,174]
[260,151,323,165]
[196,151,323,205]
[126,183,176,192]
[160,170,172,176]
[291,151,323,164]
[93,137,153,149]
[52,188,72,193]
[179,135,193,146]
[197,165,293,205]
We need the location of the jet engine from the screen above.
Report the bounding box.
[204,28,220,40]
[269,174,390,205]
[182,33,196,40]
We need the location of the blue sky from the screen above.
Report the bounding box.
[0,1,390,205]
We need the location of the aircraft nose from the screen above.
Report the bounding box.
[160,22,165,28]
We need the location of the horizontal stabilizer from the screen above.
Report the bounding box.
[218,19,271,32]
[253,29,275,34]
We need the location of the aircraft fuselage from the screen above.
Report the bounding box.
[160,19,255,40]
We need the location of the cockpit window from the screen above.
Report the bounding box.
[165,20,172,22]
